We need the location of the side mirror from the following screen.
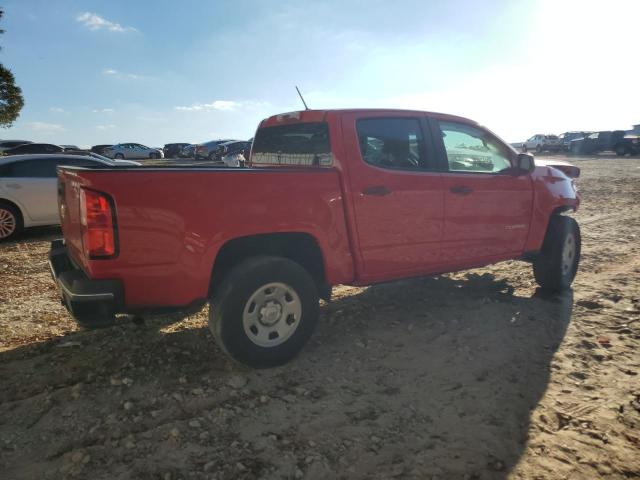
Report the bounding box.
[515,153,535,174]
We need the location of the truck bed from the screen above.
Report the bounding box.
[57,166,354,309]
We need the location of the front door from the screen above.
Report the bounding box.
[342,113,445,282]
[430,119,533,266]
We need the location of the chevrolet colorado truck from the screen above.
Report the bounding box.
[49,109,581,367]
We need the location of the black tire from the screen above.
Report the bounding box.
[536,145,543,154]
[533,216,581,291]
[115,153,125,160]
[209,256,319,368]
[0,201,23,241]
[522,144,527,152]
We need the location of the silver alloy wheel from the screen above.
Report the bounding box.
[0,208,16,239]
[242,282,302,347]
[561,233,576,275]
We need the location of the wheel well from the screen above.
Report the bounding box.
[552,205,575,216]
[209,232,328,299]
[0,198,24,224]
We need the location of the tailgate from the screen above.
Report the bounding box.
[57,169,87,270]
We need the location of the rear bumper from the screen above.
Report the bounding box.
[49,239,124,327]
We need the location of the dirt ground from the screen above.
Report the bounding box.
[1,156,639,480]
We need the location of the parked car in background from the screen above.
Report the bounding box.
[614,135,640,156]
[163,143,191,158]
[522,134,562,153]
[103,143,164,160]
[0,154,139,241]
[558,131,591,151]
[90,144,114,156]
[195,139,234,160]
[181,144,196,158]
[0,140,32,153]
[4,143,66,155]
[569,130,629,155]
[50,108,581,367]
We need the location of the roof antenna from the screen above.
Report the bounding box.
[295,86,309,110]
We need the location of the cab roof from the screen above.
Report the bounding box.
[259,109,479,128]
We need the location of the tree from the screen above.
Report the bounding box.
[0,8,24,128]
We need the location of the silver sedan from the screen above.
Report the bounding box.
[0,154,139,241]
[104,143,164,160]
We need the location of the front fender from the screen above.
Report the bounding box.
[524,166,580,252]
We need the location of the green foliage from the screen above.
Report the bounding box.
[0,64,24,128]
[0,8,24,128]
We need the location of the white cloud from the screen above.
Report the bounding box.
[96,124,116,130]
[28,122,65,133]
[174,100,268,112]
[49,107,65,113]
[76,12,136,33]
[102,68,142,80]
[93,108,115,113]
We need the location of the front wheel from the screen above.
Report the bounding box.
[536,145,543,154]
[114,153,125,160]
[0,202,22,241]
[209,256,319,368]
[533,216,581,291]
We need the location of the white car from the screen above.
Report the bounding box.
[104,143,164,160]
[522,134,562,153]
[0,154,139,241]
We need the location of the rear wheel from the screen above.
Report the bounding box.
[533,216,581,291]
[522,144,527,152]
[209,256,319,368]
[114,153,125,160]
[536,144,543,154]
[0,202,22,241]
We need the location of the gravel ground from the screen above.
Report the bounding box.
[0,156,639,479]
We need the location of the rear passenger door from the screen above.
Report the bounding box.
[430,119,533,265]
[342,113,445,281]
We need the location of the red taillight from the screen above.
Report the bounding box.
[80,188,117,258]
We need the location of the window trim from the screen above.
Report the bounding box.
[428,117,516,175]
[355,116,437,173]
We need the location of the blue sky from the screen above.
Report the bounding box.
[1,0,639,147]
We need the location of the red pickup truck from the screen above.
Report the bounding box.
[50,109,581,367]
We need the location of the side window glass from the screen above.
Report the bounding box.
[7,160,58,178]
[356,117,427,170]
[438,121,513,174]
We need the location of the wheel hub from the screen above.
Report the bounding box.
[242,282,302,347]
[259,300,283,326]
[561,233,576,274]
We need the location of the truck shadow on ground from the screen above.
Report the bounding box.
[0,273,572,479]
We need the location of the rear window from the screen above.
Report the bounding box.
[252,122,332,166]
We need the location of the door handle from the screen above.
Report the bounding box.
[450,185,473,195]
[362,185,391,196]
